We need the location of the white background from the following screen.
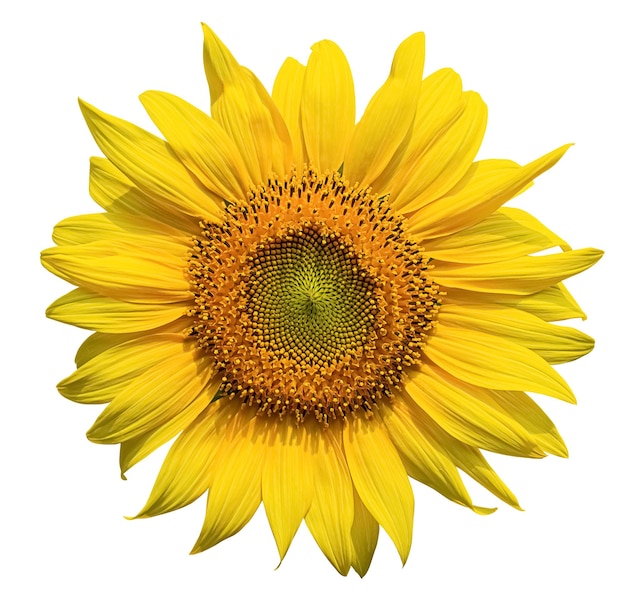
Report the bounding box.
[2,1,623,597]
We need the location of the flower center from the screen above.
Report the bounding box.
[186,168,441,423]
[246,225,377,367]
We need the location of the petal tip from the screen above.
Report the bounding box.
[472,506,498,515]
[77,97,95,116]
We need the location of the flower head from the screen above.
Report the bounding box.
[41,24,602,575]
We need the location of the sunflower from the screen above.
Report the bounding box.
[41,24,602,575]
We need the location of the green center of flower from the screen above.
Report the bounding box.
[186,168,441,424]
[246,225,376,367]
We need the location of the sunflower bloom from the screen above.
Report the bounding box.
[41,25,602,575]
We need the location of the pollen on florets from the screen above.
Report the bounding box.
[186,168,441,423]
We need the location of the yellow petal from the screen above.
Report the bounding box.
[89,156,134,211]
[408,69,464,156]
[79,100,222,222]
[89,157,200,234]
[408,145,572,239]
[74,332,132,368]
[86,345,214,443]
[46,288,187,333]
[509,283,587,321]
[343,413,414,564]
[380,399,491,513]
[424,422,521,509]
[119,376,221,477]
[202,23,288,181]
[59,333,185,403]
[486,390,568,458]
[262,417,313,561]
[244,67,294,177]
[344,33,425,186]
[41,240,190,302]
[140,90,250,201]
[406,362,545,457]
[392,91,488,213]
[73,318,184,368]
[350,488,380,577]
[51,212,188,249]
[444,283,588,321]
[301,40,355,172]
[192,410,266,552]
[425,207,570,263]
[368,68,463,195]
[305,423,354,576]
[400,401,520,508]
[424,324,576,403]
[51,213,134,246]
[438,303,594,364]
[134,399,244,517]
[434,247,603,295]
[272,57,308,168]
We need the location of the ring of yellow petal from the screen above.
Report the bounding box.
[187,168,441,423]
